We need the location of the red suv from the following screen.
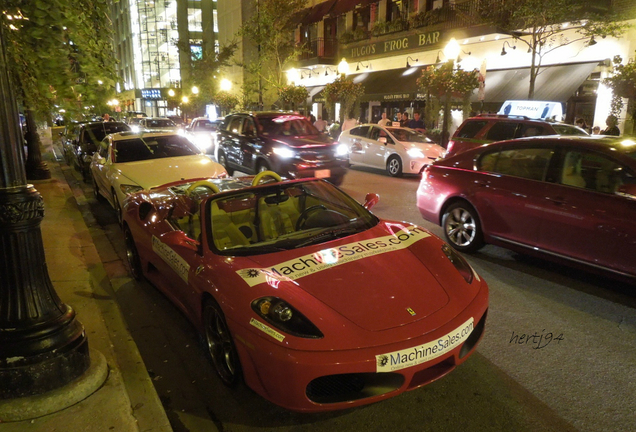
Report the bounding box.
[446,114,588,157]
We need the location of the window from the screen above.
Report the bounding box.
[349,126,371,137]
[485,122,521,141]
[455,120,487,139]
[479,147,554,181]
[227,117,242,134]
[561,151,634,193]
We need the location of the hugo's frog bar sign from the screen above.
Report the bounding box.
[348,31,441,59]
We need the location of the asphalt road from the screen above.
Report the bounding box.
[62,159,636,432]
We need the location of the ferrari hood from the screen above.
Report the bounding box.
[115,155,226,190]
[241,225,451,331]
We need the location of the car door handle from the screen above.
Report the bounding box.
[474,180,490,187]
[546,196,566,206]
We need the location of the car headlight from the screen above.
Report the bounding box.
[119,184,144,195]
[441,243,474,284]
[130,125,140,133]
[272,146,296,159]
[335,143,348,156]
[252,297,323,339]
[407,148,425,158]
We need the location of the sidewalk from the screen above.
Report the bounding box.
[0,129,172,431]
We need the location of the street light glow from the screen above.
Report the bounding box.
[443,38,461,62]
[220,78,232,92]
[192,86,199,95]
[168,89,175,97]
[338,58,350,75]
[182,96,189,103]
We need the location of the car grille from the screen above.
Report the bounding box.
[305,372,404,404]
[297,149,334,163]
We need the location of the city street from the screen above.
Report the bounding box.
[60,157,636,432]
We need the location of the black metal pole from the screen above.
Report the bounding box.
[0,20,90,399]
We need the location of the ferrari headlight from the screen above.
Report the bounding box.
[272,146,295,158]
[120,184,144,195]
[441,243,474,284]
[335,143,348,156]
[252,297,323,338]
[407,148,425,158]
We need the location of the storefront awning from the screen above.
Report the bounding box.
[328,0,360,17]
[351,67,425,102]
[472,61,600,104]
[300,0,337,25]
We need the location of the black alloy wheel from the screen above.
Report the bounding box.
[386,155,403,177]
[203,299,242,386]
[218,152,234,175]
[124,227,143,280]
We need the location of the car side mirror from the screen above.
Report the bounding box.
[363,193,380,210]
[160,230,200,251]
[617,183,636,199]
[378,137,387,144]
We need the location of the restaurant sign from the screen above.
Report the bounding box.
[348,31,442,59]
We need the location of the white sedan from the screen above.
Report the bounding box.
[339,125,444,177]
[90,131,227,223]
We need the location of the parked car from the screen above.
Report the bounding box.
[122,172,489,412]
[58,120,85,167]
[339,125,444,177]
[73,121,131,181]
[138,117,178,132]
[416,135,636,283]
[216,112,349,185]
[90,131,226,224]
[184,116,223,154]
[446,114,589,157]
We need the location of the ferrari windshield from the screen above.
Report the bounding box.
[206,180,379,255]
[386,128,432,143]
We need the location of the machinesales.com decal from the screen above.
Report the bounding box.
[376,318,474,372]
[152,235,190,283]
[237,226,430,287]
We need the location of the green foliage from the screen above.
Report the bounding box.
[278,84,308,109]
[478,0,629,99]
[603,54,636,119]
[239,0,308,107]
[322,75,365,124]
[212,91,239,115]
[2,0,118,121]
[417,63,480,101]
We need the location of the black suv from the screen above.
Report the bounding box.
[72,121,130,181]
[216,112,348,185]
[446,114,588,157]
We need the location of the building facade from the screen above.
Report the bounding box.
[110,0,219,118]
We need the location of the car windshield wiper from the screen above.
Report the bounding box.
[220,244,287,256]
[295,225,363,248]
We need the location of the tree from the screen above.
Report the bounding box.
[322,75,365,126]
[2,0,117,178]
[417,62,480,146]
[239,0,308,108]
[212,91,240,116]
[603,53,636,126]
[479,0,628,99]
[176,40,238,117]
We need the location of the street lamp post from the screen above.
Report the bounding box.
[0,23,90,400]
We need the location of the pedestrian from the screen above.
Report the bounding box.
[342,115,357,132]
[309,113,316,124]
[575,117,590,133]
[314,116,328,132]
[592,126,601,135]
[601,115,620,136]
[395,112,402,125]
[378,112,391,127]
[400,112,409,127]
[407,112,426,133]
[102,113,111,122]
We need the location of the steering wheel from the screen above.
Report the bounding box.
[186,180,220,198]
[251,170,282,186]
[295,205,327,230]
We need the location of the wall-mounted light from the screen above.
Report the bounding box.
[337,58,350,76]
[355,61,370,72]
[324,67,336,76]
[406,56,418,68]
[501,41,516,56]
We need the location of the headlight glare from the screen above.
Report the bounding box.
[272,146,295,158]
[252,297,323,338]
[335,143,349,156]
[407,148,425,158]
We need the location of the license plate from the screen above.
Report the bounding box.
[314,169,330,178]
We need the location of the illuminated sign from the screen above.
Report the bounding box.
[141,89,162,99]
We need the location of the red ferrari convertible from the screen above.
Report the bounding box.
[122,171,489,412]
